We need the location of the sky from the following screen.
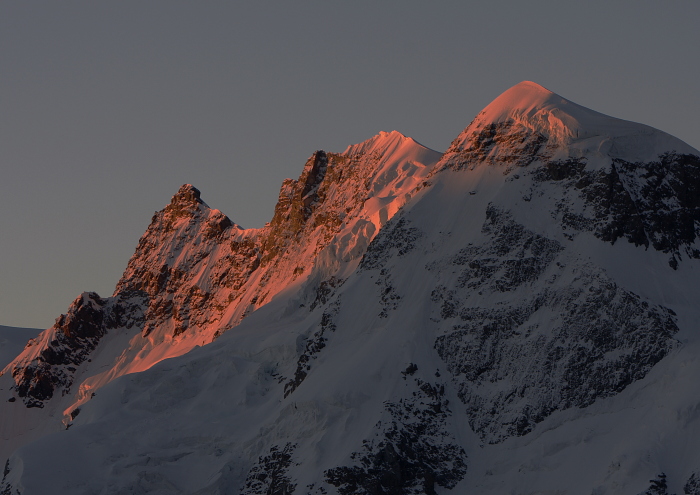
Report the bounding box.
[1,1,699,330]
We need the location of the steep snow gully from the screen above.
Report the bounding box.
[3,81,700,494]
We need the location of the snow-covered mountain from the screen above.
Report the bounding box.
[2,81,700,494]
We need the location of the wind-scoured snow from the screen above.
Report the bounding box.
[3,82,700,494]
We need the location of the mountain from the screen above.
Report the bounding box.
[3,81,700,494]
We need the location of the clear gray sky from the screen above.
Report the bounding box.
[2,1,699,329]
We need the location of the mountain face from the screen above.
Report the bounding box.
[2,82,700,494]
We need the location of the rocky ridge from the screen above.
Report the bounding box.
[2,291,146,408]
[1,131,441,414]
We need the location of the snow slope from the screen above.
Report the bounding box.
[0,326,40,370]
[3,81,700,494]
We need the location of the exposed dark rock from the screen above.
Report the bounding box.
[325,378,467,494]
[401,363,418,378]
[9,291,148,407]
[264,151,329,263]
[440,121,549,173]
[284,300,339,398]
[639,472,670,495]
[241,443,297,495]
[158,184,206,233]
[375,269,401,318]
[0,460,12,495]
[174,184,202,204]
[685,472,700,495]
[360,217,421,271]
[204,211,234,238]
[309,277,345,311]
[533,153,700,268]
[431,207,679,443]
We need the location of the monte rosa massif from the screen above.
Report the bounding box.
[2,81,700,495]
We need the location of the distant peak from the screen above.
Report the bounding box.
[466,80,652,146]
[472,81,575,132]
[342,130,437,158]
[378,130,410,140]
[448,81,698,163]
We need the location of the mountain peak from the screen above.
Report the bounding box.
[471,81,611,143]
[342,130,436,158]
[172,184,203,206]
[452,81,698,161]
[483,80,557,111]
